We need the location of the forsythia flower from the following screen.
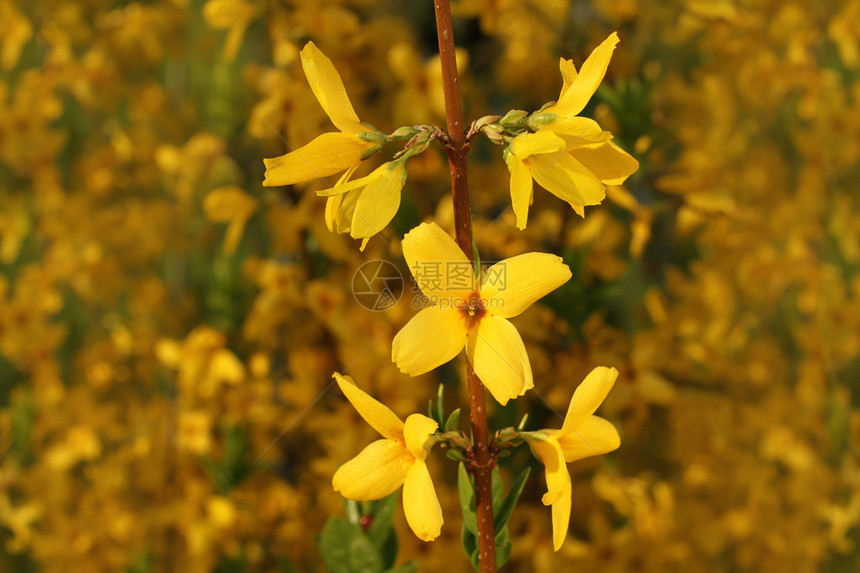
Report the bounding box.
[391,222,571,405]
[525,366,621,551]
[331,372,443,542]
[202,0,258,61]
[203,185,258,254]
[316,159,407,250]
[504,32,639,228]
[262,42,383,187]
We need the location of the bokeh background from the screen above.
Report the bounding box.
[2,0,860,571]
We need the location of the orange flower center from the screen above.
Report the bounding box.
[458,290,487,330]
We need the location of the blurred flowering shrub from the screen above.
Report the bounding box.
[1,0,859,571]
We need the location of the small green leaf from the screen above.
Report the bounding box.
[367,492,397,546]
[462,525,478,571]
[457,463,477,535]
[491,466,504,512]
[436,384,445,426]
[427,399,435,422]
[446,448,467,462]
[319,517,361,573]
[348,532,384,573]
[516,413,529,431]
[493,466,531,534]
[444,408,461,432]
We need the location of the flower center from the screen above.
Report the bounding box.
[458,290,487,330]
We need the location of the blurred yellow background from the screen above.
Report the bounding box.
[1,0,859,571]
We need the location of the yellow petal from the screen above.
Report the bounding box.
[300,42,363,133]
[403,413,438,461]
[557,415,620,462]
[548,32,619,118]
[558,57,578,97]
[509,131,566,161]
[466,315,532,405]
[562,366,619,430]
[402,222,474,300]
[333,439,412,501]
[334,189,360,234]
[571,140,639,185]
[480,253,571,319]
[505,155,533,230]
[402,461,443,542]
[263,132,370,187]
[543,117,609,148]
[551,476,572,551]
[526,150,605,209]
[203,186,258,222]
[531,436,569,506]
[334,373,404,440]
[392,307,467,376]
[351,162,407,239]
[325,194,342,232]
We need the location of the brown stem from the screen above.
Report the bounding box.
[432,1,497,571]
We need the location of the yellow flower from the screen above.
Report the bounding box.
[505,32,639,228]
[332,373,443,542]
[316,160,407,250]
[202,185,258,254]
[202,0,258,62]
[391,222,571,405]
[526,366,621,551]
[263,42,382,187]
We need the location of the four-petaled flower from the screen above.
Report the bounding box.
[391,222,571,405]
[263,42,382,188]
[505,32,639,229]
[525,366,621,551]
[331,372,443,542]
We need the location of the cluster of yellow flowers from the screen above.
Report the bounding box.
[0,0,859,571]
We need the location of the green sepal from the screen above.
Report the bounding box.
[388,126,419,140]
[526,112,558,130]
[446,448,467,462]
[444,408,461,432]
[360,143,383,160]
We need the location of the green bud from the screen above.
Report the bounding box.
[497,427,518,442]
[446,448,468,462]
[521,430,550,442]
[499,109,528,125]
[527,113,558,130]
[355,130,384,143]
[389,126,419,140]
[474,114,502,130]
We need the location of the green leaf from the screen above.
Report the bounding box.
[436,384,445,426]
[491,466,504,512]
[378,529,398,570]
[348,533,384,573]
[462,524,478,571]
[496,537,513,569]
[493,466,531,534]
[444,408,461,432]
[367,491,398,547]
[319,517,361,573]
[457,463,477,535]
[427,399,435,422]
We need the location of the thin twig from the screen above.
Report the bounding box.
[432,1,498,571]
